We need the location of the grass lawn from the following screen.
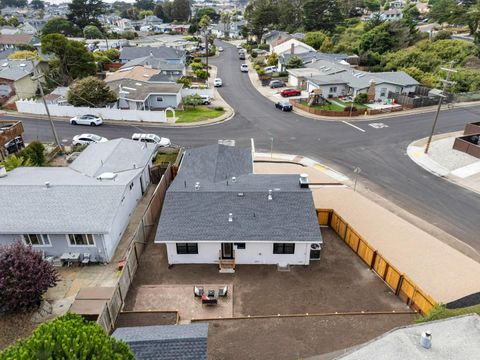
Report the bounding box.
[154,152,179,165]
[416,305,480,323]
[299,100,344,112]
[334,98,368,110]
[168,106,225,123]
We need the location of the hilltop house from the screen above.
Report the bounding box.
[0,139,157,263]
[120,56,185,80]
[155,144,323,271]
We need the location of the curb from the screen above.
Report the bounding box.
[254,151,349,182]
[407,136,480,195]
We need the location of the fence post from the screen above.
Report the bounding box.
[105,302,115,334]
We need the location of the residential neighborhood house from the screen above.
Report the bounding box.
[0,59,43,105]
[119,45,186,65]
[0,138,157,263]
[155,144,323,271]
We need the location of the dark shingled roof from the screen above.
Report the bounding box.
[155,144,323,243]
[112,323,208,360]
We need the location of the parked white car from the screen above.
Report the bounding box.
[70,114,103,126]
[213,78,223,87]
[240,64,248,72]
[200,95,211,105]
[218,47,224,52]
[131,133,171,147]
[72,133,108,146]
[264,66,277,74]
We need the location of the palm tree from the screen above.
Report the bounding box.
[220,12,232,39]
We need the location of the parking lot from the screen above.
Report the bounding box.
[124,228,414,358]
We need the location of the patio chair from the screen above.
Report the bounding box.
[218,286,228,297]
[52,257,63,267]
[81,253,90,266]
[194,286,204,297]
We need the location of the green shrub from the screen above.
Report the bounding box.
[257,44,270,51]
[250,52,258,58]
[192,57,202,63]
[194,69,208,80]
[19,141,45,166]
[416,304,480,323]
[257,68,265,75]
[214,106,224,111]
[191,62,204,71]
[177,77,192,88]
[0,313,134,359]
[355,93,369,104]
[255,64,260,70]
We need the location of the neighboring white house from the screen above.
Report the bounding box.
[0,138,157,263]
[272,38,315,57]
[155,144,323,271]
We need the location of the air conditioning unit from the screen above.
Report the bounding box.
[310,243,322,260]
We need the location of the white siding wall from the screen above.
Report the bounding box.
[306,82,347,97]
[165,242,311,266]
[288,74,299,87]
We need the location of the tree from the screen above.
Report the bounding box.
[139,9,154,18]
[135,0,154,10]
[8,50,38,59]
[364,0,381,11]
[171,0,191,22]
[30,0,44,9]
[121,30,137,40]
[67,0,106,29]
[42,17,81,37]
[303,0,343,32]
[355,93,369,104]
[121,6,140,20]
[19,141,45,166]
[244,0,279,41]
[182,94,204,108]
[42,34,97,85]
[359,23,394,54]
[303,31,328,50]
[267,52,278,66]
[154,4,166,20]
[84,25,103,39]
[195,69,208,79]
[177,76,192,87]
[277,0,303,32]
[67,77,117,107]
[162,1,174,22]
[286,55,303,68]
[7,16,19,27]
[0,242,57,313]
[1,155,32,171]
[0,313,134,359]
[192,7,219,23]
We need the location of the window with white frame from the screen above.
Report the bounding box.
[329,87,337,93]
[23,234,50,246]
[380,88,387,97]
[156,96,164,102]
[68,234,95,246]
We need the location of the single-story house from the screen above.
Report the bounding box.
[262,30,292,51]
[0,59,43,105]
[278,51,354,72]
[105,65,160,83]
[272,38,315,57]
[305,69,419,101]
[0,138,157,263]
[155,144,323,271]
[112,323,208,360]
[0,34,39,51]
[119,45,186,64]
[43,86,68,105]
[108,78,183,110]
[120,55,186,77]
[210,20,245,38]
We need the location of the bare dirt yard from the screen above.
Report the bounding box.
[124,228,416,358]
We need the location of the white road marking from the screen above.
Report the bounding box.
[342,121,366,132]
[368,122,389,129]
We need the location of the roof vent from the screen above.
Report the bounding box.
[195,182,200,190]
[97,172,118,181]
[228,213,233,222]
[299,173,309,188]
[44,181,51,189]
[268,189,273,201]
[420,331,432,349]
[0,165,6,178]
[231,176,236,183]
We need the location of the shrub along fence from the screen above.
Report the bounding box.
[97,165,173,333]
[291,99,360,117]
[316,209,437,315]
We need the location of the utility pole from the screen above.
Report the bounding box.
[30,59,62,150]
[205,30,209,80]
[424,63,457,154]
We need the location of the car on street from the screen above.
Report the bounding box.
[72,133,108,146]
[131,133,171,147]
[269,80,286,88]
[280,88,302,97]
[218,47,224,52]
[236,44,242,49]
[70,114,103,126]
[239,53,246,60]
[240,64,248,72]
[275,101,293,111]
[200,95,211,104]
[214,78,223,87]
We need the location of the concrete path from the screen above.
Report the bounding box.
[408,131,480,194]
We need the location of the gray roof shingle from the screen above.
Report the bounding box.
[120,46,186,61]
[112,323,208,360]
[155,145,322,243]
[107,78,182,101]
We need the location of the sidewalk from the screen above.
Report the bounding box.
[254,151,480,305]
[408,131,480,194]
[245,59,480,122]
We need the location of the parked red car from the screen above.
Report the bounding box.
[280,88,301,97]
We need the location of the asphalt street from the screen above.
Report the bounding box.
[7,41,480,252]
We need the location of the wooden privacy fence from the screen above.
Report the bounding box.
[97,165,173,334]
[317,209,437,315]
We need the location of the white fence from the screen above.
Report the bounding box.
[181,88,214,98]
[15,100,167,123]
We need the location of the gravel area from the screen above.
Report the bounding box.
[428,137,479,171]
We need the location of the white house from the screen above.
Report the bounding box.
[272,38,315,57]
[155,144,323,272]
[0,139,157,263]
